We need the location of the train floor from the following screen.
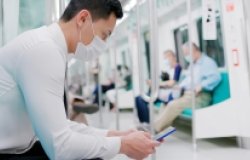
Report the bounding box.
[86,107,250,160]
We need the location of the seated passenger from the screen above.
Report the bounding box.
[67,84,99,125]
[136,50,182,127]
[106,65,132,111]
[92,65,122,106]
[153,42,221,133]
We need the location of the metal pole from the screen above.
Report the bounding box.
[241,0,250,97]
[85,62,91,97]
[137,0,159,159]
[136,0,159,121]
[148,0,159,159]
[0,0,4,45]
[59,0,66,17]
[187,0,197,152]
[113,46,120,130]
[136,0,146,101]
[97,59,104,128]
[239,0,250,149]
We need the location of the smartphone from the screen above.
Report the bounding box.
[153,126,176,141]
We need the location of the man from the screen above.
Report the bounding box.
[154,42,221,133]
[0,0,160,160]
[135,50,182,128]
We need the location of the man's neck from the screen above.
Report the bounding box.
[58,20,77,53]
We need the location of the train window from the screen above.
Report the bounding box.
[197,17,225,68]
[174,25,189,69]
[19,0,46,33]
[174,17,225,69]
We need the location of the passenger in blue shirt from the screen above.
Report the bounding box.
[136,50,182,130]
[154,42,221,133]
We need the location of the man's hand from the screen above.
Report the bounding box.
[195,85,202,95]
[120,131,160,160]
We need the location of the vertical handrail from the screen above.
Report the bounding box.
[241,0,250,94]
[136,0,159,103]
[136,0,159,159]
[187,0,197,151]
[148,0,160,102]
[85,61,91,98]
[114,46,120,130]
[97,59,104,128]
[148,1,159,159]
[0,0,4,45]
[59,0,65,17]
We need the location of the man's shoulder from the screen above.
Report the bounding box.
[202,54,217,66]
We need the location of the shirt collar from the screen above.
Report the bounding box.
[47,23,68,56]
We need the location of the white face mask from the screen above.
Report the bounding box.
[74,19,107,61]
[163,59,170,66]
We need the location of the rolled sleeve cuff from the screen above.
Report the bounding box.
[103,137,121,160]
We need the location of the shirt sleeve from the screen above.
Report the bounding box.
[200,59,221,91]
[179,67,191,89]
[67,120,108,137]
[16,42,121,160]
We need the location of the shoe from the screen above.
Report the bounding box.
[137,123,151,132]
[73,102,99,114]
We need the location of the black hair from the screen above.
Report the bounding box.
[60,0,123,22]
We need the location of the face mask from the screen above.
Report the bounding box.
[184,55,192,63]
[74,18,107,61]
[163,59,170,66]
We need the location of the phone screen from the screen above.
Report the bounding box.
[153,126,176,141]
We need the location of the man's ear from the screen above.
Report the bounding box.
[76,10,90,28]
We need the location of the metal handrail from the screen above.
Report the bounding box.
[97,59,104,128]
[0,0,4,45]
[136,0,159,104]
[186,0,197,151]
[113,46,120,130]
[59,0,65,17]
[136,1,159,160]
[85,62,90,96]
[148,0,160,102]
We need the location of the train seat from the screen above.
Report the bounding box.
[180,71,230,118]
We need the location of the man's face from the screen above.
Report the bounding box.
[93,13,117,42]
[79,12,117,45]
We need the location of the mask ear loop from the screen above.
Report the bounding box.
[79,29,82,42]
[91,22,95,36]
[89,15,96,41]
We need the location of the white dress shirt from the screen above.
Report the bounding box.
[0,23,121,160]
